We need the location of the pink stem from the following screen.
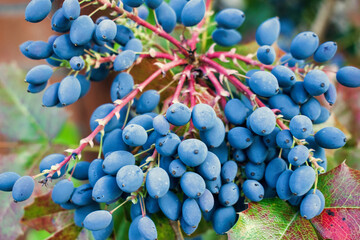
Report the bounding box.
[202,56,291,130]
[188,0,213,50]
[206,51,305,73]
[277,119,289,130]
[97,0,189,57]
[140,53,175,61]
[189,72,196,108]
[196,77,227,110]
[172,65,193,103]
[96,52,175,65]
[201,56,265,107]
[200,66,230,97]
[47,59,186,178]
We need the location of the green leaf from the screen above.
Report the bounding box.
[113,204,131,240]
[45,223,82,240]
[228,198,318,240]
[0,63,67,142]
[152,214,176,240]
[51,121,81,146]
[27,229,52,240]
[311,162,360,239]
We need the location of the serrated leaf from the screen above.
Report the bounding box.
[45,223,82,240]
[0,63,67,142]
[311,162,360,240]
[228,198,318,240]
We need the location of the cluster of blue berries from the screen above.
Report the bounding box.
[1,0,360,239]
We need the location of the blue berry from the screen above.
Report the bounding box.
[215,8,245,29]
[25,0,52,23]
[181,0,205,27]
[70,56,85,71]
[257,45,276,65]
[212,28,242,47]
[314,41,337,62]
[0,172,20,192]
[290,31,319,60]
[255,17,280,46]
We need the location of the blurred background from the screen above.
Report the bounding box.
[0,0,359,239]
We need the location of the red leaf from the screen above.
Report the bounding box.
[311,209,358,240]
[21,192,73,233]
[310,162,360,240]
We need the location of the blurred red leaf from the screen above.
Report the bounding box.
[21,192,73,233]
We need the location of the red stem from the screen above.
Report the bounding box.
[277,119,289,130]
[97,0,189,57]
[200,66,230,97]
[96,52,175,65]
[189,0,213,50]
[201,56,265,107]
[196,77,227,110]
[47,59,186,178]
[201,56,292,130]
[206,51,305,73]
[189,72,196,108]
[172,65,193,103]
[140,53,175,61]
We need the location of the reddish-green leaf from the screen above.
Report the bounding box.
[228,198,318,240]
[45,223,82,240]
[21,192,73,233]
[229,162,360,240]
[311,162,360,240]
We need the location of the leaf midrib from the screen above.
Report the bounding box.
[279,211,299,239]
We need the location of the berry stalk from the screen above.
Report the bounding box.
[201,57,294,131]
[97,0,189,57]
[201,56,265,107]
[47,59,186,178]
[206,51,305,73]
[172,65,194,103]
